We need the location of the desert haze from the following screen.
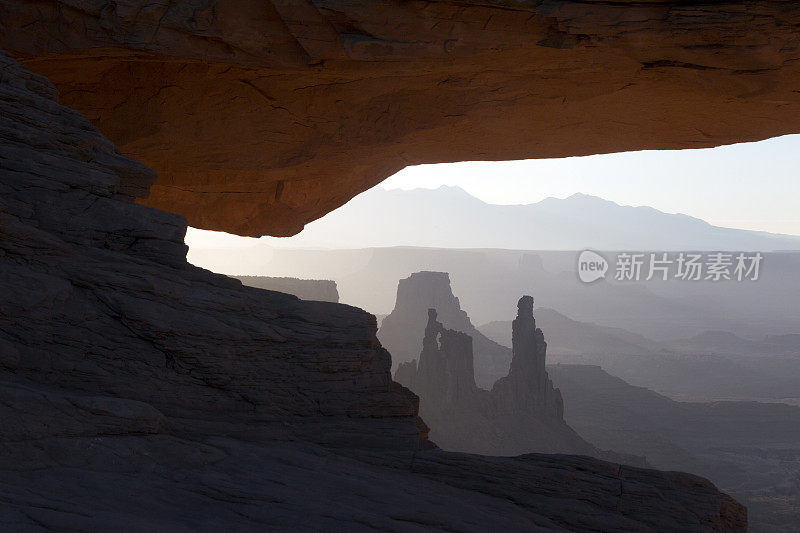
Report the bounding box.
[189,185,800,531]
[208,186,800,251]
[6,2,800,531]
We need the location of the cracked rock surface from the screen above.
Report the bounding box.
[0,50,747,531]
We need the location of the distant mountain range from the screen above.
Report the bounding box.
[268,186,800,251]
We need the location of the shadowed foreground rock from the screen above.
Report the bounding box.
[2,1,800,236]
[0,49,420,448]
[0,52,747,530]
[0,435,747,532]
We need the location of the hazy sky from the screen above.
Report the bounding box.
[187,134,800,252]
[383,134,800,236]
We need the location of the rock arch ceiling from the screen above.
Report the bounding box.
[1,0,799,236]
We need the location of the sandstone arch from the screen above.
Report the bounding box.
[2,0,799,236]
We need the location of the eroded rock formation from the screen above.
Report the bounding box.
[493,295,565,420]
[0,51,748,530]
[395,296,621,459]
[380,271,512,387]
[234,275,339,302]
[396,309,480,409]
[2,1,800,236]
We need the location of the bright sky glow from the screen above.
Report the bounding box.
[187,134,800,254]
[382,134,800,236]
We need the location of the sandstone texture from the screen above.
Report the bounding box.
[2,1,800,236]
[235,275,339,302]
[0,51,748,530]
[0,48,420,446]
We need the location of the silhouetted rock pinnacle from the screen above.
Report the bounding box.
[379,271,511,387]
[400,308,478,407]
[493,295,564,419]
[395,294,608,459]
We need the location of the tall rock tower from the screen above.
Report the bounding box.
[395,295,590,456]
[492,296,564,419]
[379,271,511,387]
[396,309,478,407]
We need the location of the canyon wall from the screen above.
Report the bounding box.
[235,275,339,303]
[1,1,799,236]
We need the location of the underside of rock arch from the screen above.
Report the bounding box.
[2,0,799,236]
[0,49,748,530]
[2,1,795,530]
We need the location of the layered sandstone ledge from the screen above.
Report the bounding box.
[2,1,799,235]
[0,49,420,446]
[0,51,747,529]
